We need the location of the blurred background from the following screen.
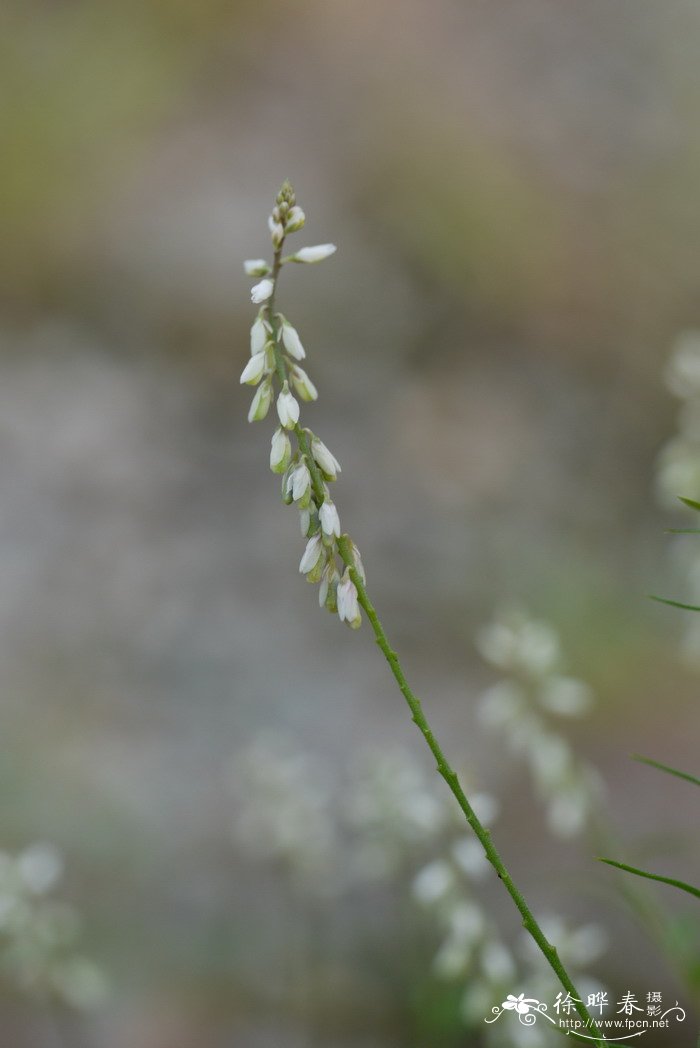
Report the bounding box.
[1,1,699,1045]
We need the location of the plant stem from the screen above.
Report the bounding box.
[336,534,605,1045]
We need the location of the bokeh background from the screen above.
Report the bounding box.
[1,1,699,1045]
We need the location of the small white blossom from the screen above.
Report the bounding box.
[290,364,318,402]
[251,278,274,304]
[349,541,366,583]
[337,570,360,627]
[277,381,300,428]
[285,205,306,232]
[244,259,270,277]
[290,244,337,264]
[281,322,306,360]
[319,499,340,538]
[299,534,324,576]
[268,216,285,247]
[250,315,269,355]
[299,507,311,536]
[291,462,311,502]
[412,860,454,905]
[248,378,272,422]
[269,428,292,473]
[239,351,267,386]
[319,561,340,609]
[311,438,341,479]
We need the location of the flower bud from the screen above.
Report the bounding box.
[299,534,324,578]
[247,377,272,422]
[269,428,292,473]
[289,244,337,264]
[290,364,318,402]
[277,381,300,429]
[319,499,341,538]
[291,461,311,502]
[244,259,270,277]
[251,278,274,304]
[311,437,341,480]
[337,570,361,628]
[239,351,267,386]
[250,315,270,355]
[285,206,306,233]
[299,507,311,536]
[281,465,295,505]
[268,216,285,247]
[281,322,305,361]
[319,561,340,611]
[350,541,366,583]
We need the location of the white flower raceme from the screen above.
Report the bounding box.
[337,570,360,627]
[299,534,324,576]
[244,259,270,276]
[248,378,272,422]
[270,428,292,473]
[281,322,305,360]
[290,364,318,402]
[311,438,341,479]
[319,499,340,538]
[290,244,337,264]
[277,382,300,428]
[239,352,267,386]
[251,278,274,304]
[250,315,269,355]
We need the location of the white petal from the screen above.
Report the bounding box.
[244,259,270,276]
[239,352,266,385]
[251,279,274,304]
[299,535,322,575]
[311,438,341,477]
[292,244,337,264]
[281,324,306,360]
[319,500,340,537]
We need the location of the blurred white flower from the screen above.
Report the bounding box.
[250,278,274,303]
[244,259,270,277]
[412,860,455,905]
[290,244,337,263]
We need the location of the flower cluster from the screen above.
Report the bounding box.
[656,331,700,664]
[476,609,603,839]
[0,842,108,1010]
[243,182,365,627]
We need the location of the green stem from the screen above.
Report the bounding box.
[336,533,605,1046]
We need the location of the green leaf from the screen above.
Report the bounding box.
[599,858,700,900]
[649,595,700,612]
[679,496,700,512]
[633,754,700,788]
[667,528,700,534]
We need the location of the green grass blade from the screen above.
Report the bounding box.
[679,496,700,512]
[599,858,700,900]
[649,595,700,612]
[633,754,700,788]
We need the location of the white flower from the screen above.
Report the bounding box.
[337,570,360,627]
[290,364,318,402]
[311,438,341,479]
[285,205,305,232]
[269,428,292,473]
[281,322,306,360]
[452,837,488,879]
[251,278,274,304]
[291,462,311,502]
[268,217,285,247]
[299,507,311,536]
[539,676,593,717]
[412,860,454,905]
[277,381,300,428]
[299,534,324,575]
[290,244,337,264]
[17,843,63,895]
[250,315,269,355]
[319,499,340,537]
[248,378,272,422]
[349,541,366,583]
[480,940,516,982]
[239,351,267,386]
[319,561,339,609]
[244,259,270,277]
